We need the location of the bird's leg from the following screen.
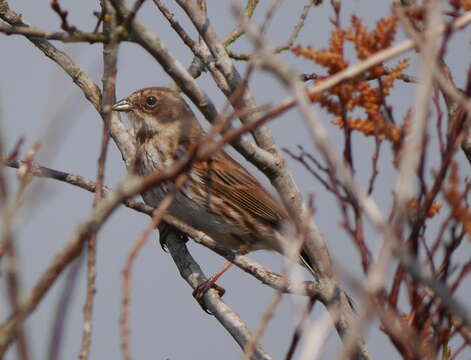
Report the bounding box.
[192,244,252,312]
[192,261,232,306]
[158,221,188,251]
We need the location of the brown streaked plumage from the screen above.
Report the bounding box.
[112,87,316,279]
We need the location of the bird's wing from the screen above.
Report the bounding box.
[192,151,285,227]
[193,151,321,279]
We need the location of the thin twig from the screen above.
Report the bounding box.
[233,4,376,359]
[79,2,120,358]
[0,23,109,42]
[243,204,314,360]
[2,160,324,296]
[284,297,316,360]
[50,0,76,32]
[47,250,85,360]
[226,0,317,60]
[367,139,381,195]
[120,184,181,360]
[0,0,136,167]
[164,233,272,360]
[0,148,202,356]
[223,0,259,46]
[0,145,40,360]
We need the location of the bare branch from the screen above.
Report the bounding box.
[0,0,136,167]
[226,0,317,61]
[165,233,272,360]
[3,158,326,299]
[0,23,109,42]
[233,6,373,359]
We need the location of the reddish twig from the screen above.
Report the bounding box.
[367,139,381,195]
[50,0,77,32]
[284,297,316,360]
[120,178,184,360]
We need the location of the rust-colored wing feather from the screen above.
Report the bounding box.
[193,151,319,277]
[193,151,285,228]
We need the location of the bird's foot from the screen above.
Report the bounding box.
[158,222,188,251]
[192,280,226,314]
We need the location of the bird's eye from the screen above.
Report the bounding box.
[145,96,157,107]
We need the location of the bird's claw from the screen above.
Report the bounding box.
[158,223,188,252]
[192,281,226,314]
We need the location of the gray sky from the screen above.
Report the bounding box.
[1,1,470,359]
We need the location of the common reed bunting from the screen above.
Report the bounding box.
[113,87,317,299]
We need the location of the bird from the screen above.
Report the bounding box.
[112,87,317,300]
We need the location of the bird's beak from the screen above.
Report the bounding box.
[112,98,134,112]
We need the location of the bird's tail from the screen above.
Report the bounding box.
[300,248,357,311]
[277,222,320,280]
[300,248,320,281]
